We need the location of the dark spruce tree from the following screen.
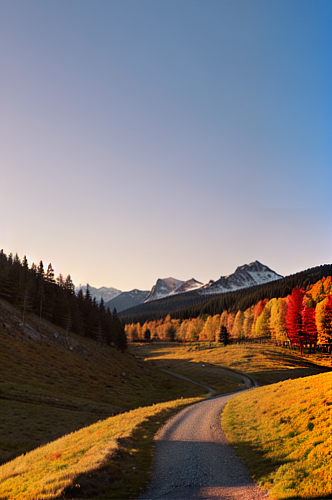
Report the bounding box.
[218,325,229,346]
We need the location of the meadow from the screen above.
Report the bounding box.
[130,342,331,386]
[223,371,332,499]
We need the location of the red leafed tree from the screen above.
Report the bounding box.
[286,287,306,354]
[302,305,317,351]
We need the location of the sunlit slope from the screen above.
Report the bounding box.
[0,299,203,464]
[0,397,200,500]
[223,371,332,499]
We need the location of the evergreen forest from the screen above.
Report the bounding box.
[0,250,127,351]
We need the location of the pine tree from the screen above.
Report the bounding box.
[218,325,229,346]
[45,263,55,283]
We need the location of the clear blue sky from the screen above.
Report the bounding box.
[1,0,331,291]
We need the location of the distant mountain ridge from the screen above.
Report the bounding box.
[99,260,282,313]
[105,289,149,313]
[76,285,121,303]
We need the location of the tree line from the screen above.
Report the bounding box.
[125,276,332,355]
[0,250,127,351]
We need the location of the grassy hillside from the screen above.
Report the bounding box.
[131,342,331,387]
[0,299,203,465]
[0,397,201,500]
[222,371,332,499]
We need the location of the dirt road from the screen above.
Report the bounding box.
[139,386,267,500]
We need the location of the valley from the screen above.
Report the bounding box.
[0,304,331,499]
[0,252,331,499]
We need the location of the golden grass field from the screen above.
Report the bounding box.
[131,342,331,386]
[223,371,332,499]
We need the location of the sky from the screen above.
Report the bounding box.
[1,0,331,292]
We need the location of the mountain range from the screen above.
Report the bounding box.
[80,261,282,313]
[76,285,121,303]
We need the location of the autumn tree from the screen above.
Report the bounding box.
[285,287,306,354]
[243,307,254,339]
[302,305,317,351]
[232,310,245,341]
[269,298,288,344]
[226,312,235,340]
[199,316,214,341]
[316,296,332,346]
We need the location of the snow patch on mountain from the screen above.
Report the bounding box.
[175,278,203,294]
[200,260,282,295]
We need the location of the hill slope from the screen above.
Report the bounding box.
[0,299,203,465]
[223,371,332,499]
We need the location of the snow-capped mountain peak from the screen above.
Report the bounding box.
[144,278,184,302]
[200,260,282,295]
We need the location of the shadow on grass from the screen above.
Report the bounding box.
[59,436,332,500]
[58,405,190,500]
[141,352,331,388]
[230,440,332,500]
[230,440,291,481]
[252,365,332,385]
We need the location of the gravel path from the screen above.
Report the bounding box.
[139,386,267,500]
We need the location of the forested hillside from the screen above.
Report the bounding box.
[0,250,126,351]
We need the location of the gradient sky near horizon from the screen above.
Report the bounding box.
[1,0,331,291]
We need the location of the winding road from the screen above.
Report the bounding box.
[139,371,267,500]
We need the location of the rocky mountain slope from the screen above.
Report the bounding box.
[200,261,282,295]
[144,278,203,303]
[105,289,149,313]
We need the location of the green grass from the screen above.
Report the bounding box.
[222,371,332,499]
[0,397,201,500]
